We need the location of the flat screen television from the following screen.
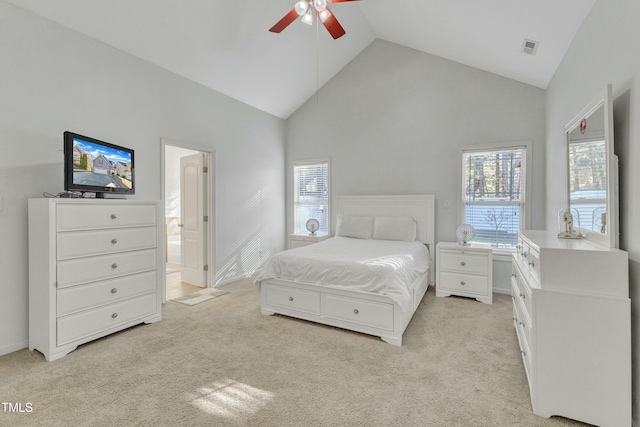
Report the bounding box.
[64,131,135,197]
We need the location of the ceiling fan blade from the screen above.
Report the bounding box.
[269,8,299,33]
[318,6,346,39]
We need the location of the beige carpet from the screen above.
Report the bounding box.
[0,278,586,426]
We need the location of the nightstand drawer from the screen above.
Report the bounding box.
[288,234,330,249]
[439,250,489,275]
[439,271,489,294]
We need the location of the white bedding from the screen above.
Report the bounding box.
[255,236,431,312]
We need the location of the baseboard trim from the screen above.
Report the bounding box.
[493,287,511,296]
[0,339,28,357]
[216,273,252,287]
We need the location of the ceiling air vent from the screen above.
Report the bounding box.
[522,39,539,55]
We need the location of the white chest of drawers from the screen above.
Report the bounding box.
[28,198,163,361]
[436,242,493,304]
[512,230,630,426]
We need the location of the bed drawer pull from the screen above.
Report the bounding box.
[460,261,466,266]
[111,238,118,245]
[111,288,118,294]
[288,296,293,302]
[460,281,466,286]
[353,309,359,315]
[110,213,117,220]
[112,313,118,319]
[111,263,118,270]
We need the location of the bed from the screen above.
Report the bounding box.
[255,195,435,346]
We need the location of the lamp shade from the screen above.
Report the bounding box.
[295,0,309,16]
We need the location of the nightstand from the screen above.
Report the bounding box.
[436,241,493,304]
[288,233,330,249]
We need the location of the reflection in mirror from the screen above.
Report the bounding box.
[565,84,617,248]
[568,106,606,233]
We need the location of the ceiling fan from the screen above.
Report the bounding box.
[269,0,359,40]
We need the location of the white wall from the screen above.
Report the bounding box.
[0,2,285,356]
[285,39,546,293]
[545,0,640,421]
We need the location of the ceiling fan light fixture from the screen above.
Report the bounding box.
[301,10,314,25]
[295,0,309,16]
[314,0,327,12]
[318,9,331,22]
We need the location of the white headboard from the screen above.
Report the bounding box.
[336,195,435,246]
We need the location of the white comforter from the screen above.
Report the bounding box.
[255,237,431,312]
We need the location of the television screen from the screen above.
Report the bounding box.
[64,131,135,197]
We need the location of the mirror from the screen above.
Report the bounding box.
[565,84,618,248]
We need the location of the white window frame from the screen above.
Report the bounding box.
[293,158,330,235]
[458,141,532,253]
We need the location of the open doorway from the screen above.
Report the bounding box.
[162,141,215,302]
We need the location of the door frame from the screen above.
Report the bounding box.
[160,138,216,303]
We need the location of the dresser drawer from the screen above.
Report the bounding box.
[512,262,532,317]
[57,249,157,288]
[439,271,489,295]
[513,293,532,351]
[265,283,320,315]
[57,271,157,316]
[57,227,157,260]
[323,294,394,331]
[525,247,540,283]
[439,250,488,275]
[56,203,157,231]
[57,293,157,346]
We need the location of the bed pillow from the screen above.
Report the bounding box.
[373,216,417,242]
[335,215,374,239]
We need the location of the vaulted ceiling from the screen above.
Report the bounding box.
[4,0,595,119]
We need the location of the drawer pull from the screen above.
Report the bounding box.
[111,288,118,294]
[110,213,117,220]
[460,281,466,286]
[353,309,359,315]
[520,292,525,299]
[529,261,535,268]
[111,238,118,245]
[111,263,118,269]
[460,261,466,266]
[288,296,293,302]
[112,313,118,319]
[519,321,525,327]
[521,350,526,357]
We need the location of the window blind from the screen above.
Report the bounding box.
[294,160,329,234]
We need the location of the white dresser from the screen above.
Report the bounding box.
[512,230,630,426]
[28,198,163,361]
[436,242,492,304]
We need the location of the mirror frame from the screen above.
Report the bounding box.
[564,84,617,248]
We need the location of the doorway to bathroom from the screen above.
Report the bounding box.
[162,140,215,302]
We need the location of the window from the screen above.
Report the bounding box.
[293,159,329,235]
[460,143,529,250]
